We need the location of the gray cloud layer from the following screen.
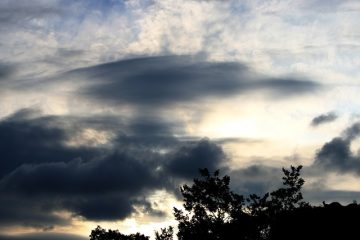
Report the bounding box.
[0,64,14,83]
[62,55,320,107]
[0,233,86,240]
[311,112,338,127]
[0,108,225,228]
[0,0,60,28]
[314,122,360,174]
[0,0,357,238]
[1,108,360,232]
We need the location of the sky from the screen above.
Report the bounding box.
[1,0,360,239]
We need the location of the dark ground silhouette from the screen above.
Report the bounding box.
[271,202,360,240]
[90,166,360,240]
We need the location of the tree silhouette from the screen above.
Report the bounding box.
[90,226,150,240]
[172,166,310,240]
[246,165,309,239]
[90,165,360,240]
[173,168,256,240]
[155,226,174,240]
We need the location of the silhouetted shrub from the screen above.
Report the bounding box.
[90,226,150,240]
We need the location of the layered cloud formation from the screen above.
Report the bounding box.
[0,52,319,231]
[0,109,225,226]
[1,0,360,239]
[0,52,322,234]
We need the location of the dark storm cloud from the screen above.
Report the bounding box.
[0,109,226,226]
[311,112,338,127]
[314,137,353,171]
[0,233,86,240]
[0,152,159,195]
[0,107,182,178]
[0,139,224,222]
[343,122,360,141]
[4,108,358,229]
[166,139,225,179]
[0,194,70,229]
[65,193,137,221]
[314,122,360,174]
[64,55,320,107]
[0,109,100,178]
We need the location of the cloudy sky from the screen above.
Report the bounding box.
[1,0,360,239]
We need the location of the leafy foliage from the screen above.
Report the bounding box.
[90,165,312,240]
[155,226,174,240]
[174,169,248,239]
[246,165,309,239]
[172,166,309,240]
